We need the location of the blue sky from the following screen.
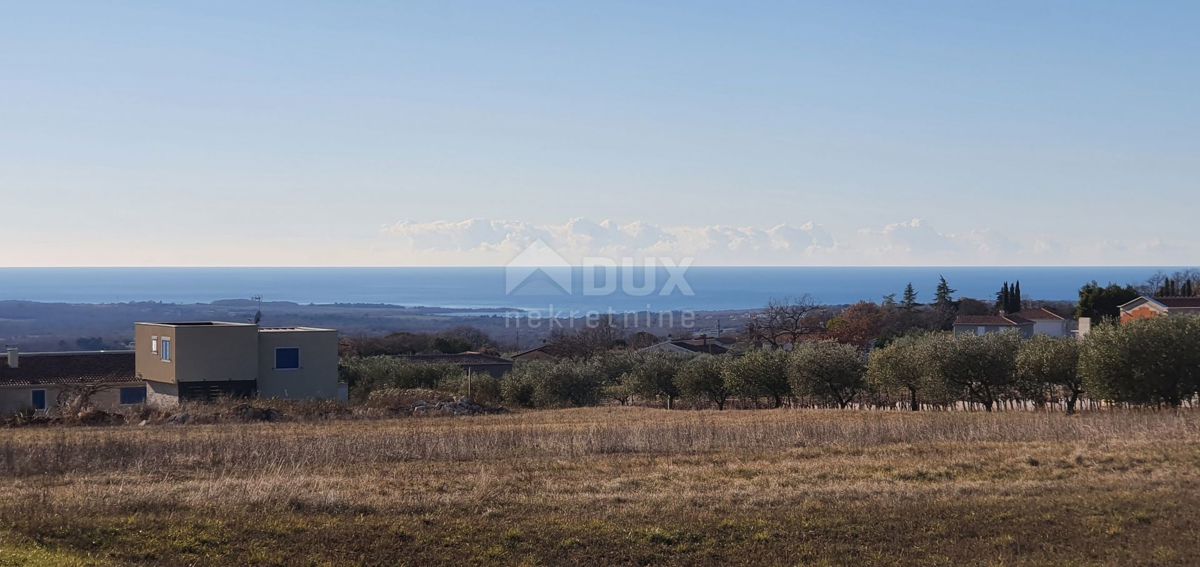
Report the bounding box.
[1,1,1197,266]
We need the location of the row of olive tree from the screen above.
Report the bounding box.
[869,316,1200,412]
[499,343,869,410]
[342,315,1200,412]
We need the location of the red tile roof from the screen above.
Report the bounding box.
[1014,307,1065,321]
[1154,297,1200,309]
[0,351,137,387]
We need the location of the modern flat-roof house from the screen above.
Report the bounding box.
[1118,296,1200,324]
[0,349,143,415]
[135,322,341,405]
[1012,307,1070,337]
[396,352,514,379]
[952,314,1035,338]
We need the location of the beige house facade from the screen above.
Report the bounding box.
[135,322,341,405]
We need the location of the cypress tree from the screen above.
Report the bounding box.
[1183,279,1194,297]
[1012,280,1022,312]
[996,282,1010,313]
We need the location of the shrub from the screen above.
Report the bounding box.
[501,360,605,408]
[501,371,537,408]
[340,357,464,401]
[437,373,503,405]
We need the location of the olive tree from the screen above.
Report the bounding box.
[589,351,641,405]
[501,360,604,408]
[1015,335,1083,413]
[675,355,732,409]
[929,332,1020,411]
[723,348,792,407]
[625,352,684,409]
[867,333,940,411]
[1080,316,1200,407]
[787,340,867,408]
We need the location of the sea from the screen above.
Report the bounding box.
[0,267,1179,314]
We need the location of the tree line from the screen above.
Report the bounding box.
[341,315,1200,412]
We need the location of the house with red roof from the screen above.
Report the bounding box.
[952,314,1035,338]
[1118,296,1200,324]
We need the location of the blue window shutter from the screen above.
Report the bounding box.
[120,387,146,405]
[275,347,300,369]
[31,390,46,410]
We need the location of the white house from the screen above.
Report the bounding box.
[1013,307,1070,337]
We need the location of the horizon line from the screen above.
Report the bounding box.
[0,264,1193,270]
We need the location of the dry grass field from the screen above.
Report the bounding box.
[2,407,1200,566]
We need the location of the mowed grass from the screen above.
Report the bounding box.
[2,408,1200,566]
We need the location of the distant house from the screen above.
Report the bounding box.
[135,322,342,405]
[639,337,730,355]
[952,314,1035,338]
[1118,296,1200,324]
[510,344,561,362]
[1012,307,1070,337]
[0,348,143,415]
[396,352,513,378]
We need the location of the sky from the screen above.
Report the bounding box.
[1,1,1197,267]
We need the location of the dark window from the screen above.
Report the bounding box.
[161,339,172,362]
[120,387,146,405]
[179,380,257,402]
[275,347,300,370]
[31,389,46,410]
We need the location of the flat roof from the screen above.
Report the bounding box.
[259,326,335,333]
[134,322,335,332]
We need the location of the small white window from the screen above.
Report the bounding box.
[151,336,158,354]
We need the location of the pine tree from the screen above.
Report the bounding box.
[933,275,958,330]
[881,293,897,308]
[901,283,918,311]
[934,275,956,308]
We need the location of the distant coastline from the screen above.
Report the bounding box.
[0,266,1182,311]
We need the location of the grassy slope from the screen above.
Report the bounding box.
[2,408,1199,566]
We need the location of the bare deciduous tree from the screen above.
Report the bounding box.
[744,295,820,349]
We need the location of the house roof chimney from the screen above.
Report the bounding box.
[6,346,17,369]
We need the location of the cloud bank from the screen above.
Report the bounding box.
[380,217,1187,266]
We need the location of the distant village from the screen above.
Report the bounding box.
[2,270,1198,417]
